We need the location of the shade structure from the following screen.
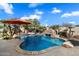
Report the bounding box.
[1,19,31,25]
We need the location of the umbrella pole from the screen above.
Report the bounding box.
[3,24,6,36]
[8,25,13,38]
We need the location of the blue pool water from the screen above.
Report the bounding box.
[20,35,65,51]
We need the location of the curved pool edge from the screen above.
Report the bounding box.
[16,35,65,55]
[16,45,60,55]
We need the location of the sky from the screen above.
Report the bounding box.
[0,3,79,26]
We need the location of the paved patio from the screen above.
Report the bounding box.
[0,39,79,56]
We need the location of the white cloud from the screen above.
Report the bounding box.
[35,9,43,15]
[52,7,61,14]
[29,14,41,19]
[10,4,13,9]
[21,9,43,20]
[0,3,13,14]
[28,3,43,8]
[21,14,41,20]
[69,21,76,24]
[20,16,29,19]
[61,11,79,18]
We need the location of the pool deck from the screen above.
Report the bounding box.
[0,39,79,56]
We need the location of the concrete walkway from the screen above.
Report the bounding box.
[0,39,79,56]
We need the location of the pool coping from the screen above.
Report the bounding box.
[16,43,61,55]
[16,35,64,55]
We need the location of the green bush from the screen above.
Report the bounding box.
[0,25,4,28]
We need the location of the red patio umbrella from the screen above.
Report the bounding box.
[1,19,31,25]
[0,19,32,37]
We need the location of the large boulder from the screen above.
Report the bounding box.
[62,41,74,48]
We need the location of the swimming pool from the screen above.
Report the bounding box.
[19,35,65,51]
